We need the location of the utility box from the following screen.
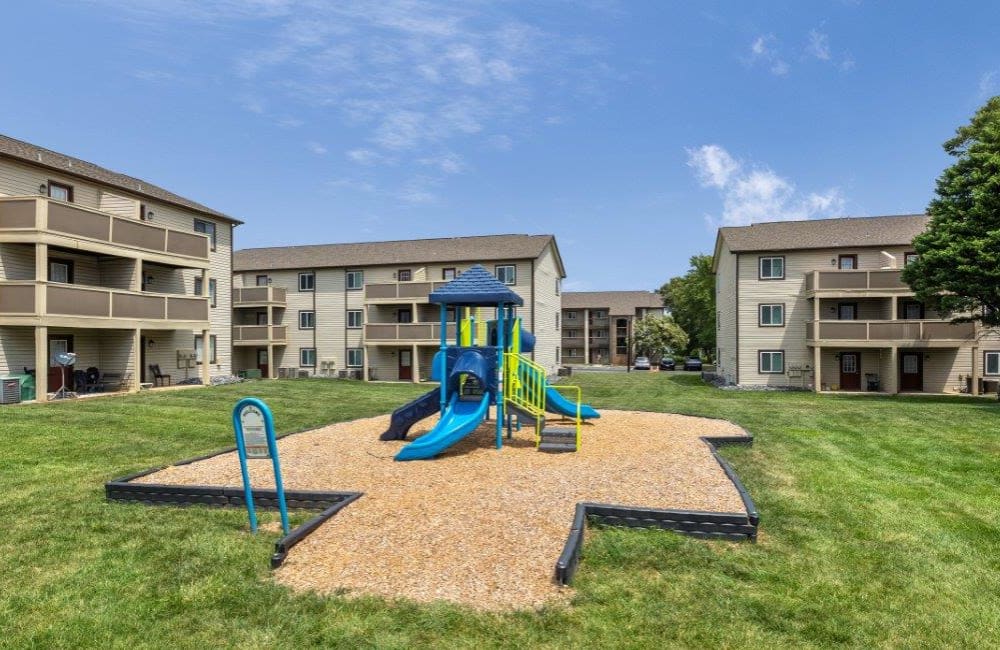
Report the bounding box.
[1,378,22,404]
[176,348,197,369]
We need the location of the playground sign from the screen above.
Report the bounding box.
[232,397,290,535]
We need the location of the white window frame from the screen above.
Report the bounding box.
[985,351,1000,376]
[194,277,217,308]
[299,310,315,329]
[759,350,784,374]
[346,270,364,290]
[193,219,217,251]
[347,310,363,329]
[194,334,217,365]
[347,348,364,368]
[758,303,785,327]
[759,256,785,280]
[300,347,316,367]
[555,313,560,330]
[566,311,577,320]
[298,272,315,292]
[495,264,516,285]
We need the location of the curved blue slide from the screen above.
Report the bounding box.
[395,392,491,461]
[545,386,600,419]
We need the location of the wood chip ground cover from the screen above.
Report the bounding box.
[135,409,748,611]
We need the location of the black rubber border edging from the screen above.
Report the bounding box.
[555,433,758,585]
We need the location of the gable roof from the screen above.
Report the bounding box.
[429,264,524,306]
[234,234,560,272]
[717,214,930,256]
[0,134,241,224]
[562,290,664,316]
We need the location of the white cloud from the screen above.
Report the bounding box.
[306,141,328,155]
[418,152,465,174]
[806,30,831,61]
[488,134,513,151]
[346,148,381,165]
[687,144,739,188]
[980,70,999,98]
[687,144,844,227]
[748,34,789,76]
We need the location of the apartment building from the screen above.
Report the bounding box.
[561,291,666,366]
[231,234,565,382]
[713,214,997,394]
[0,135,240,401]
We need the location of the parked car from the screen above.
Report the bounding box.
[633,356,651,370]
[659,357,676,371]
[683,356,703,371]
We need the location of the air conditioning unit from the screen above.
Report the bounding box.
[277,367,289,379]
[1,378,22,404]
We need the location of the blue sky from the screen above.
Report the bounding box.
[2,1,998,291]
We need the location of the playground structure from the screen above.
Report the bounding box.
[381,265,599,460]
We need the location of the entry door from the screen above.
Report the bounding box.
[398,349,413,381]
[48,335,74,390]
[256,312,268,325]
[397,309,413,324]
[840,352,861,390]
[900,352,923,391]
[838,303,858,320]
[257,349,269,378]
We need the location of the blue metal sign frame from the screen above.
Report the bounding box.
[233,397,290,535]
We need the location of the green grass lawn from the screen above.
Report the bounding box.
[1,376,998,648]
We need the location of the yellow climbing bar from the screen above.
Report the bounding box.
[503,352,546,442]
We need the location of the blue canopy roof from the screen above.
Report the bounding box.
[428,264,524,306]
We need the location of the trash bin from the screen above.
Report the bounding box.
[13,373,34,401]
[238,369,262,380]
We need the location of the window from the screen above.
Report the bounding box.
[397,269,412,282]
[566,311,577,320]
[139,203,150,221]
[255,275,269,286]
[397,309,413,323]
[347,348,364,368]
[47,181,73,202]
[901,354,917,374]
[556,279,561,296]
[300,348,316,367]
[299,310,315,329]
[838,254,858,270]
[298,272,315,292]
[347,310,363,329]
[759,256,785,280]
[838,302,857,321]
[193,219,217,251]
[904,252,919,266]
[48,259,73,284]
[256,312,268,325]
[346,270,364,290]
[985,351,1000,376]
[194,277,217,307]
[556,346,561,364]
[194,334,217,365]
[592,310,606,319]
[759,350,784,374]
[495,264,516,285]
[442,267,456,280]
[758,304,785,327]
[555,313,560,330]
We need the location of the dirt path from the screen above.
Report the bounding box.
[137,409,748,610]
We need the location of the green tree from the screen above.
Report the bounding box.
[659,254,715,355]
[632,315,689,358]
[903,96,1000,324]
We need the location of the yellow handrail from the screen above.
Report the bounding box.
[503,352,546,443]
[549,384,583,449]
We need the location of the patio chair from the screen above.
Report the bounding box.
[149,364,172,387]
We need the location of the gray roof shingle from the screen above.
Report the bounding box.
[561,290,664,316]
[0,134,240,224]
[234,234,560,273]
[718,214,929,253]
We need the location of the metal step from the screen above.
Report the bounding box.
[538,441,577,453]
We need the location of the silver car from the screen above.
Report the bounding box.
[633,356,651,370]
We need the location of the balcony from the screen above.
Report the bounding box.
[589,317,609,327]
[0,197,211,267]
[364,281,450,303]
[233,286,287,308]
[806,319,976,345]
[364,322,458,343]
[0,281,209,328]
[562,336,585,347]
[233,325,288,346]
[806,269,910,296]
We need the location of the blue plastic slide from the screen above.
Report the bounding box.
[545,386,600,419]
[394,392,491,461]
[379,389,441,441]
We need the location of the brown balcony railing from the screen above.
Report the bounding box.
[364,322,458,341]
[562,336,585,347]
[364,281,450,302]
[233,325,287,344]
[232,286,287,306]
[0,197,211,263]
[806,269,909,292]
[807,319,975,342]
[0,281,208,323]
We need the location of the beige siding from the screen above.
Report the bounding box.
[0,244,35,280]
[714,240,738,383]
[531,243,562,375]
[0,326,34,375]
